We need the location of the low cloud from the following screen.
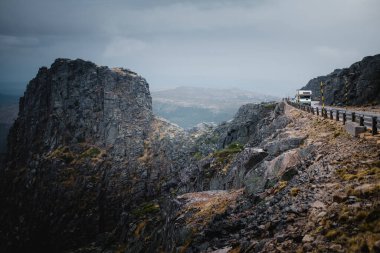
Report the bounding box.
[104,38,149,58]
[0,0,379,96]
[0,35,39,47]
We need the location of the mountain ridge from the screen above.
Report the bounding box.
[1,58,379,253]
[301,54,380,105]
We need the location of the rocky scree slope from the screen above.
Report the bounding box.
[152,104,380,253]
[301,54,380,106]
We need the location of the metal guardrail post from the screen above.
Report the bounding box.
[359,116,364,126]
[352,112,356,122]
[324,109,327,119]
[336,110,339,121]
[343,112,346,125]
[372,117,378,135]
[311,107,314,115]
[316,107,319,116]
[330,110,333,120]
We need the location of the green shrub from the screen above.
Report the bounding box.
[193,152,203,160]
[214,142,244,157]
[131,202,160,217]
[262,103,276,110]
[212,142,244,165]
[80,147,101,158]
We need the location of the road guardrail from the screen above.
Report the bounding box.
[286,100,378,136]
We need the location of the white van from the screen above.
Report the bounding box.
[297,90,312,105]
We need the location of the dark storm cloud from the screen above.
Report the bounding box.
[0,0,379,96]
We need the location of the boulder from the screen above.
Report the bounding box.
[345,121,367,137]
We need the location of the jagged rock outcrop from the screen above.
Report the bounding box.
[0,59,192,252]
[216,103,274,148]
[180,102,292,194]
[301,54,380,105]
[7,58,153,164]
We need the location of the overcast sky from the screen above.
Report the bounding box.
[0,0,379,96]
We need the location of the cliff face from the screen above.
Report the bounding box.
[301,54,380,105]
[0,59,193,252]
[7,58,153,165]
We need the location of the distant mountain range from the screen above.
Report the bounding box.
[152,86,279,128]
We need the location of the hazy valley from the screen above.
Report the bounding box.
[152,87,279,129]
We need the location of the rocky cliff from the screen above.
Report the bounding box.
[0,59,193,252]
[1,58,379,253]
[301,54,380,106]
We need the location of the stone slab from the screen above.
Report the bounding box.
[345,121,367,137]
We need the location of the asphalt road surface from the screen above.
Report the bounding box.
[311,101,380,118]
